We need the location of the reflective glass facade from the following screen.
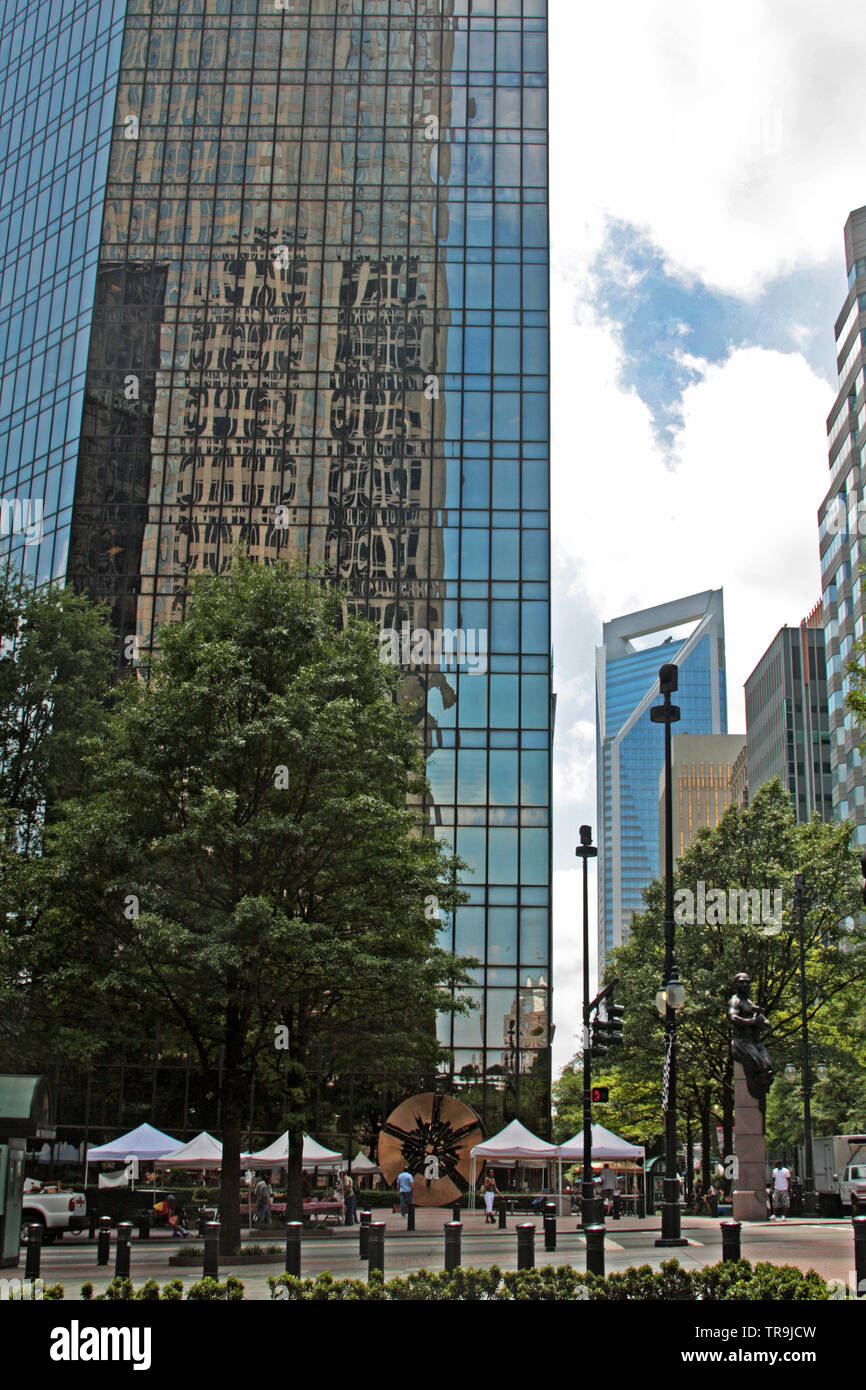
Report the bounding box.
[1,0,551,1133]
[596,591,726,972]
[0,0,127,586]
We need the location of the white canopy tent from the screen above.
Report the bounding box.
[350,1150,379,1173]
[242,1132,343,1171]
[85,1123,182,1188]
[469,1119,560,1208]
[154,1131,223,1170]
[557,1124,645,1162]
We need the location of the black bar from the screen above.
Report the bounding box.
[137,1210,150,1240]
[407,1202,415,1232]
[203,1221,220,1280]
[517,1222,535,1270]
[451,1201,461,1223]
[285,1221,302,1278]
[24,1223,42,1280]
[367,1221,385,1281]
[444,1220,462,1272]
[585,1223,606,1277]
[721,1219,742,1263]
[498,1196,507,1229]
[854,1215,866,1295]
[543,1200,557,1251]
[115,1221,132,1280]
[359,1209,372,1259]
[96,1215,111,1266]
[88,1210,98,1239]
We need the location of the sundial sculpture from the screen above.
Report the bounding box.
[727,972,774,1222]
[377,1092,483,1206]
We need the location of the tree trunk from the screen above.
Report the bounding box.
[217,1009,248,1256]
[285,1114,306,1224]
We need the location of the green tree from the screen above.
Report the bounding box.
[563,782,866,1191]
[24,559,471,1252]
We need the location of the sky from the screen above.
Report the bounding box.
[548,0,866,1077]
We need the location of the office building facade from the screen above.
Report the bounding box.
[0,1,552,1133]
[596,589,726,973]
[818,206,866,845]
[660,732,745,863]
[744,609,832,824]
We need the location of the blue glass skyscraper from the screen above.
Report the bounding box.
[596,590,727,972]
[1,0,551,1134]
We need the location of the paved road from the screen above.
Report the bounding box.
[23,1213,861,1300]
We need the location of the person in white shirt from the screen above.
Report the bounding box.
[770,1162,791,1220]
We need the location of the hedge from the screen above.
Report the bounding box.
[267,1259,835,1301]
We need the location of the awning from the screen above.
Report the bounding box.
[154,1132,223,1169]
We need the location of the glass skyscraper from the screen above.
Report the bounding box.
[596,590,726,973]
[1,0,551,1134]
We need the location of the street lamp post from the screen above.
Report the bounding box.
[651,663,688,1247]
[793,873,818,1217]
[575,824,599,1229]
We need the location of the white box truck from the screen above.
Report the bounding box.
[797,1135,866,1214]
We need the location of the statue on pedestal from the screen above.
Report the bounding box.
[728,972,774,1101]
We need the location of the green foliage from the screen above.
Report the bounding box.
[186,1275,245,1301]
[266,1258,831,1301]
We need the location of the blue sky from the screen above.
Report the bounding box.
[547,0,866,1074]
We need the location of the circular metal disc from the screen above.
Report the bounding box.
[378,1092,484,1206]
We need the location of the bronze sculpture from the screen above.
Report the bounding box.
[728,972,774,1101]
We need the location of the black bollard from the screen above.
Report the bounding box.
[721,1219,742,1264]
[584,1222,606,1277]
[498,1196,507,1229]
[88,1210,98,1240]
[138,1210,150,1240]
[407,1202,415,1232]
[96,1216,111,1266]
[367,1221,385,1281]
[203,1220,220,1280]
[612,1195,621,1220]
[285,1221,302,1278]
[517,1222,535,1270]
[854,1215,866,1296]
[115,1222,132,1280]
[444,1220,462,1272]
[359,1209,372,1259]
[452,1201,461,1223]
[24,1223,42,1280]
[543,1200,557,1252]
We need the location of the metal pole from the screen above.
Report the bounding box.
[543,1200,556,1252]
[203,1220,220,1280]
[576,825,598,1230]
[584,1222,605,1276]
[497,1195,507,1229]
[97,1216,111,1265]
[444,1220,462,1271]
[285,1221,302,1278]
[516,1222,535,1270]
[854,1215,866,1296]
[653,667,687,1248]
[795,874,817,1217]
[367,1221,385,1280]
[359,1209,371,1258]
[721,1219,742,1262]
[115,1221,132,1280]
[24,1224,42,1280]
[407,1202,415,1232]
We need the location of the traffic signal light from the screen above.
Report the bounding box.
[605,1002,625,1047]
[591,1086,609,1103]
[590,1017,608,1059]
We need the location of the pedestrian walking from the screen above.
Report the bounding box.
[482,1168,500,1224]
[770,1161,791,1220]
[254,1173,273,1227]
[397,1166,415,1217]
[342,1171,356,1225]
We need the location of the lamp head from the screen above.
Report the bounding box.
[658,663,678,695]
[579,824,593,847]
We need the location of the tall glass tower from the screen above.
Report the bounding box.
[0,0,551,1134]
[596,590,726,974]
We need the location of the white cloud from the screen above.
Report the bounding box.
[550,0,866,298]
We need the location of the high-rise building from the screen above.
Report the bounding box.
[596,589,726,972]
[0,1,552,1133]
[818,206,866,845]
[660,732,745,863]
[744,608,832,824]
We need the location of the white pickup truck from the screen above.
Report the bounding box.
[21,1179,87,1243]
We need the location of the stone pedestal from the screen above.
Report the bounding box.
[732,1062,768,1221]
